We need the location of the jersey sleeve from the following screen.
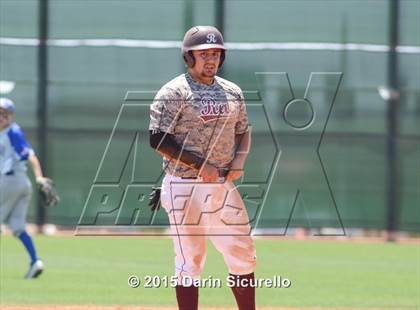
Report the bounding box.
[7,124,34,161]
[149,87,183,134]
[235,91,249,134]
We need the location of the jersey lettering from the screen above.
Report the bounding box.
[199,97,230,122]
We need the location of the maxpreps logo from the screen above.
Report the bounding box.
[199,96,231,122]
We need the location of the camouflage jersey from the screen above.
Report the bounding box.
[149,72,249,178]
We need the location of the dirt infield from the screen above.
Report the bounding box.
[1,307,404,310]
[0,307,282,310]
[3,225,418,245]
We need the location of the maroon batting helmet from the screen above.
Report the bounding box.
[182,25,226,68]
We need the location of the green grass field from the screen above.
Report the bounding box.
[0,235,419,309]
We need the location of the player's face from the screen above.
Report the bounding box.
[0,108,13,129]
[191,48,222,81]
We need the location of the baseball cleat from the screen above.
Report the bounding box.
[25,259,44,279]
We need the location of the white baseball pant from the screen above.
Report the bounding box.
[160,174,256,283]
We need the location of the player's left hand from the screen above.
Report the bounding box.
[199,163,220,182]
[226,170,243,181]
[36,177,60,207]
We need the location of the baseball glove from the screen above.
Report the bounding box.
[148,187,162,212]
[37,177,60,207]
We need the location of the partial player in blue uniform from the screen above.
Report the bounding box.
[0,97,49,279]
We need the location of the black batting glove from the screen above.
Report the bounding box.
[148,186,162,212]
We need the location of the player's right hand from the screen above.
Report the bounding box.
[199,163,219,182]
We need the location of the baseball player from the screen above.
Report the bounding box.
[149,26,256,310]
[0,97,59,279]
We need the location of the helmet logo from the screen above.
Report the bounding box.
[206,33,217,43]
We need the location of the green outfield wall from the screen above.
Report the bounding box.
[0,0,419,231]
